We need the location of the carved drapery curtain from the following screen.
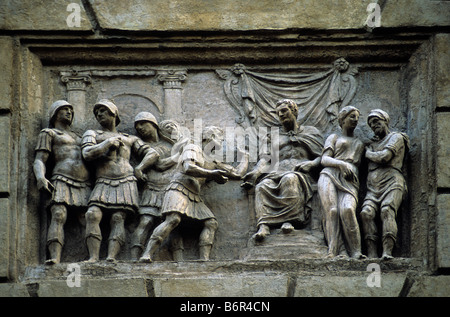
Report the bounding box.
[216,58,358,135]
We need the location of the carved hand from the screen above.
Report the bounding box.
[241,170,258,188]
[108,136,124,150]
[340,162,357,181]
[37,178,55,195]
[296,161,313,173]
[212,169,229,184]
[134,167,147,182]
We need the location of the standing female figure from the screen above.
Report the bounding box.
[318,106,365,259]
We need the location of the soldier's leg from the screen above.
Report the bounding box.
[131,213,156,260]
[46,204,68,265]
[169,228,184,262]
[107,211,127,262]
[140,212,181,263]
[199,218,219,261]
[381,190,403,260]
[85,205,103,262]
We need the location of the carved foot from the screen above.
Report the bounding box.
[326,252,348,260]
[281,222,294,234]
[45,258,59,265]
[254,225,270,241]
[351,252,367,260]
[83,257,99,263]
[381,253,394,260]
[139,255,153,263]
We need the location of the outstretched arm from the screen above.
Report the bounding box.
[183,161,228,184]
[214,151,249,180]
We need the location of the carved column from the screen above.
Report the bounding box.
[157,69,187,120]
[60,70,91,130]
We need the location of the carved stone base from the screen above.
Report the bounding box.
[19,258,426,297]
[240,229,328,261]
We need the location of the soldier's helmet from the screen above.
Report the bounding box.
[134,111,159,129]
[48,100,73,127]
[94,99,121,126]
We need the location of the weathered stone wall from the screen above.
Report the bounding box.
[0,0,449,297]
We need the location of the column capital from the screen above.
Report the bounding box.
[157,69,187,89]
[60,70,92,91]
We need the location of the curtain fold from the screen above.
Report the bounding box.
[217,58,358,135]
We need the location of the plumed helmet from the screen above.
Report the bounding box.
[134,111,159,128]
[94,99,120,126]
[48,100,73,127]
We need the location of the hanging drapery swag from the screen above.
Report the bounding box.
[216,58,358,135]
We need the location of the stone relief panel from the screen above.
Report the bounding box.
[35,60,411,264]
[215,58,358,134]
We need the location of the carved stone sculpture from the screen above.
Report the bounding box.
[33,100,91,265]
[131,112,188,261]
[360,109,409,260]
[81,99,157,262]
[318,106,365,259]
[216,59,358,134]
[241,99,324,241]
[139,126,249,262]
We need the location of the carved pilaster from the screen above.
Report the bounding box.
[157,69,187,89]
[156,69,187,121]
[60,70,91,131]
[61,70,92,91]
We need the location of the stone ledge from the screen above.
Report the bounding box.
[0,0,93,31]
[13,257,444,297]
[22,257,422,282]
[6,268,449,297]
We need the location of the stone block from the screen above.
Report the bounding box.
[294,273,407,297]
[408,276,450,297]
[0,116,11,193]
[0,37,13,111]
[0,283,30,297]
[89,0,369,32]
[81,0,450,33]
[381,0,450,28]
[153,274,289,297]
[0,199,10,278]
[0,0,448,33]
[437,194,450,268]
[0,0,92,31]
[37,278,148,297]
[435,34,450,109]
[437,113,450,188]
[240,229,328,261]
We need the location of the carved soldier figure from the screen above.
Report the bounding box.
[241,99,323,241]
[81,99,156,262]
[131,113,188,261]
[360,109,409,260]
[139,126,249,262]
[33,100,91,265]
[318,106,365,259]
